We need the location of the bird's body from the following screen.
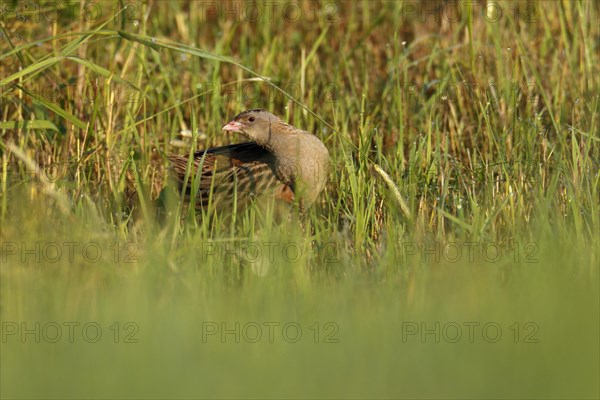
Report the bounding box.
[169,110,329,212]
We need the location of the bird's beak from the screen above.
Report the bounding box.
[222,120,243,133]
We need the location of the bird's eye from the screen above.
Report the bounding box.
[248,117,255,122]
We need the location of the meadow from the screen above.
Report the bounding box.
[1,1,598,398]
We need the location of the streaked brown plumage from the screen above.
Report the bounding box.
[168,109,330,212]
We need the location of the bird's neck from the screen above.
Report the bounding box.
[253,124,295,155]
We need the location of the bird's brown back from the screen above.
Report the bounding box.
[168,142,294,210]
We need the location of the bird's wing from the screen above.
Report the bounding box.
[169,142,294,208]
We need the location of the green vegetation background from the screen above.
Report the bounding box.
[1,1,598,398]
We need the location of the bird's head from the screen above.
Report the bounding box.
[222,109,287,144]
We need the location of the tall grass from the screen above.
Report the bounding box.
[1,1,598,398]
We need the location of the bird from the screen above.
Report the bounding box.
[168,109,330,213]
